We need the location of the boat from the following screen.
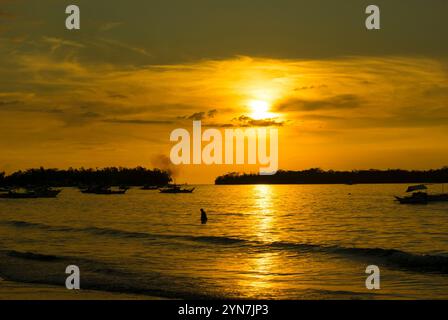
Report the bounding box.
[395,192,428,204]
[0,187,61,199]
[395,184,448,204]
[80,186,127,195]
[159,185,195,194]
[140,185,160,190]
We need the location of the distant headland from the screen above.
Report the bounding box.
[215,168,448,185]
[0,167,171,187]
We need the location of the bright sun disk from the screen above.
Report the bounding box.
[248,100,271,120]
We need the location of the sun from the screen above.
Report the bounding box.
[248,100,272,120]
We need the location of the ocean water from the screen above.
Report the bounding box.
[1,184,448,299]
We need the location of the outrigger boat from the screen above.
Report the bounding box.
[0,187,61,199]
[395,184,448,204]
[140,185,160,190]
[80,186,127,195]
[159,185,195,194]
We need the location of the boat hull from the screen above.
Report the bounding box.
[395,193,448,204]
[395,196,428,204]
[159,188,195,194]
[0,189,61,199]
[81,190,127,195]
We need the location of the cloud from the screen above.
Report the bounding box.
[0,100,64,115]
[178,109,219,121]
[1,53,448,175]
[210,115,286,128]
[235,115,285,127]
[103,119,174,125]
[80,111,102,118]
[99,38,152,57]
[208,109,218,118]
[276,94,362,112]
[108,93,128,99]
[188,112,206,120]
[42,37,85,52]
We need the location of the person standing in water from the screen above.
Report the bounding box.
[200,208,208,224]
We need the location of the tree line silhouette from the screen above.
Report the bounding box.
[0,167,172,187]
[215,168,448,185]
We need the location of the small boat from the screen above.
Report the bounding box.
[0,191,39,199]
[395,184,448,204]
[81,186,127,195]
[0,187,61,199]
[159,185,195,194]
[140,185,160,190]
[395,192,428,204]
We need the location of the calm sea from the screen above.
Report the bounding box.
[1,184,448,299]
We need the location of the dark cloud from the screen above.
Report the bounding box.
[276,94,362,112]
[245,119,285,127]
[294,85,328,91]
[80,111,102,118]
[202,123,235,128]
[107,93,128,99]
[0,101,64,115]
[179,109,219,121]
[188,112,206,121]
[207,109,218,118]
[234,115,285,127]
[55,110,104,127]
[216,115,287,127]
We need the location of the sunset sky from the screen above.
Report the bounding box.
[1,0,448,183]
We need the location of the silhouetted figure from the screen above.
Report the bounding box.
[200,208,208,224]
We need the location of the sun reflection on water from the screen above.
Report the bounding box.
[237,185,278,296]
[252,185,277,242]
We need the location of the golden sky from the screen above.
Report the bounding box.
[1,0,448,183]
